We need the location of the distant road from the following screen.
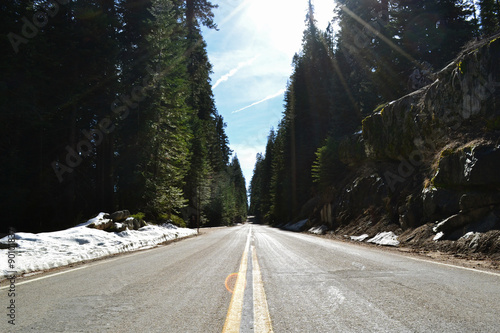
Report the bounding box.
[2,224,499,332]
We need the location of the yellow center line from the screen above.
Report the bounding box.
[222,230,250,332]
[252,245,274,333]
[222,227,274,333]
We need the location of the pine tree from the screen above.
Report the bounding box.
[229,155,248,223]
[1,0,124,231]
[180,0,235,226]
[1,0,237,232]
[114,0,154,213]
[249,153,265,219]
[392,0,475,73]
[273,2,359,219]
[335,0,386,113]
[269,119,293,224]
[479,0,500,35]
[249,129,277,223]
[140,0,192,218]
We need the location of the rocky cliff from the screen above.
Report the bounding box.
[314,34,500,258]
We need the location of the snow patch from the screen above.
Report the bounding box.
[0,217,197,278]
[77,212,110,227]
[433,231,445,241]
[460,231,481,249]
[350,234,369,242]
[367,231,399,246]
[308,225,328,235]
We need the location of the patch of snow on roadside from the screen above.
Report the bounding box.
[308,225,328,235]
[0,218,197,278]
[350,234,369,242]
[76,212,110,227]
[433,231,445,241]
[460,231,481,249]
[367,231,399,246]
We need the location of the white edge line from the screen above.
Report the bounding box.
[0,246,155,289]
[276,228,500,277]
[402,254,500,277]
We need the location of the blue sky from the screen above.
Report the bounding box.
[202,0,336,188]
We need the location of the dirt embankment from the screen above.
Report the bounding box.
[309,215,500,272]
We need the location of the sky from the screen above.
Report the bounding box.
[201,0,336,189]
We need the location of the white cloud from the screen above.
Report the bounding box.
[232,88,286,114]
[213,54,260,89]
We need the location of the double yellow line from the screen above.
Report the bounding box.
[222,228,273,333]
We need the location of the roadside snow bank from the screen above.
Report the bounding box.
[350,234,369,242]
[367,231,400,246]
[0,215,196,278]
[308,225,328,235]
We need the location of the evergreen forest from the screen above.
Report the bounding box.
[249,0,500,224]
[2,0,499,234]
[1,0,247,233]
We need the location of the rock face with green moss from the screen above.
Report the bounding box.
[314,35,500,253]
[433,144,500,188]
[362,36,500,163]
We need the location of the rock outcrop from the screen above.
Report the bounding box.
[109,210,131,222]
[87,211,147,232]
[311,35,500,255]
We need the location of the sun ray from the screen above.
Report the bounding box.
[339,4,418,68]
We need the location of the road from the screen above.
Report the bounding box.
[1,223,499,332]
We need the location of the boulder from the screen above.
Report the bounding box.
[399,194,424,229]
[362,91,425,161]
[433,206,492,239]
[87,218,114,231]
[459,192,500,212]
[110,210,131,222]
[108,217,140,231]
[465,211,500,234]
[86,212,147,232]
[433,144,500,189]
[338,174,388,214]
[422,187,461,221]
[334,172,392,226]
[123,218,134,230]
[433,214,468,235]
[133,218,147,230]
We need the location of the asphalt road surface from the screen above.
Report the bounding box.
[1,223,499,332]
